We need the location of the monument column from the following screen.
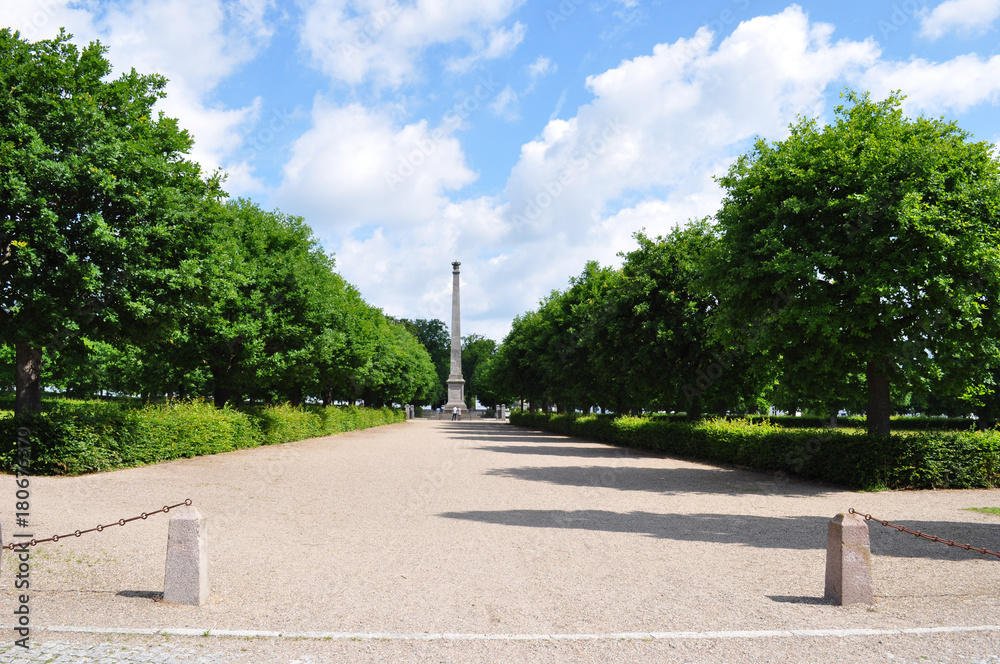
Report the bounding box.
[443,261,466,417]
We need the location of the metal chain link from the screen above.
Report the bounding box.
[850,508,1000,559]
[3,499,192,551]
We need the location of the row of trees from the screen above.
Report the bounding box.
[1,29,438,412]
[482,92,1000,435]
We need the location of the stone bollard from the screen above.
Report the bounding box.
[163,505,209,605]
[824,512,874,605]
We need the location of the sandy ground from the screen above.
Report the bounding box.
[1,417,999,662]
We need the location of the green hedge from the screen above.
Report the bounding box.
[642,412,976,430]
[509,412,1000,490]
[0,400,404,475]
[248,403,405,445]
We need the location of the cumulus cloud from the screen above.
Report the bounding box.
[299,0,526,87]
[859,53,1000,114]
[0,0,101,43]
[275,98,477,233]
[919,0,1000,40]
[1,0,274,179]
[501,7,880,242]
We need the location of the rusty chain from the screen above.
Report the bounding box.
[2,499,192,551]
[850,508,1000,559]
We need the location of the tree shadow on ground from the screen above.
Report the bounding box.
[474,445,646,459]
[485,464,831,497]
[437,509,1000,561]
[443,422,558,435]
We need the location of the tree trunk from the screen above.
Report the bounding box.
[322,389,333,407]
[829,410,838,428]
[865,358,891,436]
[213,385,232,409]
[15,342,43,415]
[289,386,303,407]
[211,367,233,409]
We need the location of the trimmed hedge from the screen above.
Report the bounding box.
[0,400,404,475]
[642,412,977,431]
[509,412,1000,490]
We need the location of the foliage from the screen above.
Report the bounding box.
[1,28,216,413]
[486,225,770,415]
[461,334,497,409]
[396,318,449,405]
[0,399,403,475]
[509,412,1000,490]
[708,90,1000,435]
[1,33,438,413]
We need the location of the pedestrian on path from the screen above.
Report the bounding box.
[452,406,460,421]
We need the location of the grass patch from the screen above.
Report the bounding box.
[965,507,1000,516]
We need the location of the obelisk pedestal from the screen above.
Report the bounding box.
[443,261,466,418]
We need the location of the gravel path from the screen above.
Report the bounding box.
[2,417,999,662]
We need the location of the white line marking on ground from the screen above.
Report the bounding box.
[12,624,1000,641]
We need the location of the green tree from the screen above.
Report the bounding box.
[461,334,497,410]
[1,29,213,414]
[360,315,438,407]
[490,310,549,411]
[601,224,763,417]
[395,318,449,405]
[709,90,1000,436]
[174,199,348,407]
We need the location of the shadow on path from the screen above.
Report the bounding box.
[444,422,560,436]
[437,509,1000,561]
[475,445,644,459]
[485,465,831,497]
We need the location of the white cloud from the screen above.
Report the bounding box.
[490,85,520,120]
[527,55,556,79]
[299,0,526,87]
[275,98,477,234]
[0,0,100,43]
[95,0,273,174]
[485,55,554,122]
[501,7,880,241]
[446,21,526,73]
[859,53,1000,114]
[919,0,1000,40]
[302,6,893,339]
[1,0,274,181]
[422,6,882,337]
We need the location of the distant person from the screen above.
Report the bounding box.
[452,406,460,421]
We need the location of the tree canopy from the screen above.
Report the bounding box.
[709,90,1000,435]
[1,28,213,413]
[1,29,439,411]
[485,91,1000,435]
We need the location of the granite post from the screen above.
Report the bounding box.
[442,261,466,417]
[163,505,209,605]
[824,512,874,605]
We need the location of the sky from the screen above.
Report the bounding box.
[3,0,1000,342]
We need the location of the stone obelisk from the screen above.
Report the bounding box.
[443,261,466,417]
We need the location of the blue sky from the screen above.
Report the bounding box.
[4,0,1000,341]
